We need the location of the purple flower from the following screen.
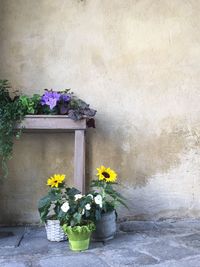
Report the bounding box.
[41,91,61,110]
[60,94,71,103]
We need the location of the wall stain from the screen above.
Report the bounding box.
[87,117,194,189]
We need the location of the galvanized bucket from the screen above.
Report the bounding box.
[93,210,117,242]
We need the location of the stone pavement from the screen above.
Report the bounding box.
[1,219,200,266]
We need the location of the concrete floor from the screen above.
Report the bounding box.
[1,219,200,266]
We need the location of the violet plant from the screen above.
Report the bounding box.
[41,90,61,110]
[40,89,96,121]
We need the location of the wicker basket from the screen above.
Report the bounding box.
[45,219,66,242]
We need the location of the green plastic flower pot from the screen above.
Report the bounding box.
[69,236,90,251]
[62,223,95,251]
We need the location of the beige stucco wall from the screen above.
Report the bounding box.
[1,0,200,224]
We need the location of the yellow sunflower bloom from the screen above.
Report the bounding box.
[47,174,65,188]
[96,166,117,183]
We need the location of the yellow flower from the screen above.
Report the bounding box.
[47,174,65,188]
[96,166,117,183]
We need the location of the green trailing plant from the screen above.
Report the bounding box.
[0,80,27,177]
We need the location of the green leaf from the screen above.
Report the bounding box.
[73,212,82,224]
[95,209,101,221]
[48,191,61,201]
[115,197,129,209]
[38,195,51,209]
[39,206,50,222]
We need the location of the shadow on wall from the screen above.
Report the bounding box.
[86,115,187,188]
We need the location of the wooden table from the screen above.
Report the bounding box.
[16,115,86,193]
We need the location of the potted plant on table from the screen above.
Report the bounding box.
[38,173,80,242]
[58,192,98,251]
[0,80,96,178]
[90,166,128,242]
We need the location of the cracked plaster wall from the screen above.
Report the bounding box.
[0,0,200,224]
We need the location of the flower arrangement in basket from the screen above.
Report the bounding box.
[38,167,127,248]
[58,192,102,251]
[38,174,80,242]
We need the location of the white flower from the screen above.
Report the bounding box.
[82,209,85,215]
[74,194,83,201]
[85,203,91,210]
[61,201,70,213]
[87,194,94,200]
[94,195,103,208]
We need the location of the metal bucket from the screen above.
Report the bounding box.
[93,210,117,242]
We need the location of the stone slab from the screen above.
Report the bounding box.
[0,259,30,267]
[177,233,200,248]
[97,247,158,266]
[0,227,25,248]
[37,254,109,267]
[142,240,199,261]
[120,221,157,232]
[148,256,200,267]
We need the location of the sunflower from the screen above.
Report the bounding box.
[47,174,65,188]
[96,166,117,183]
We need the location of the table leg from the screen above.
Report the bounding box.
[74,130,85,193]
